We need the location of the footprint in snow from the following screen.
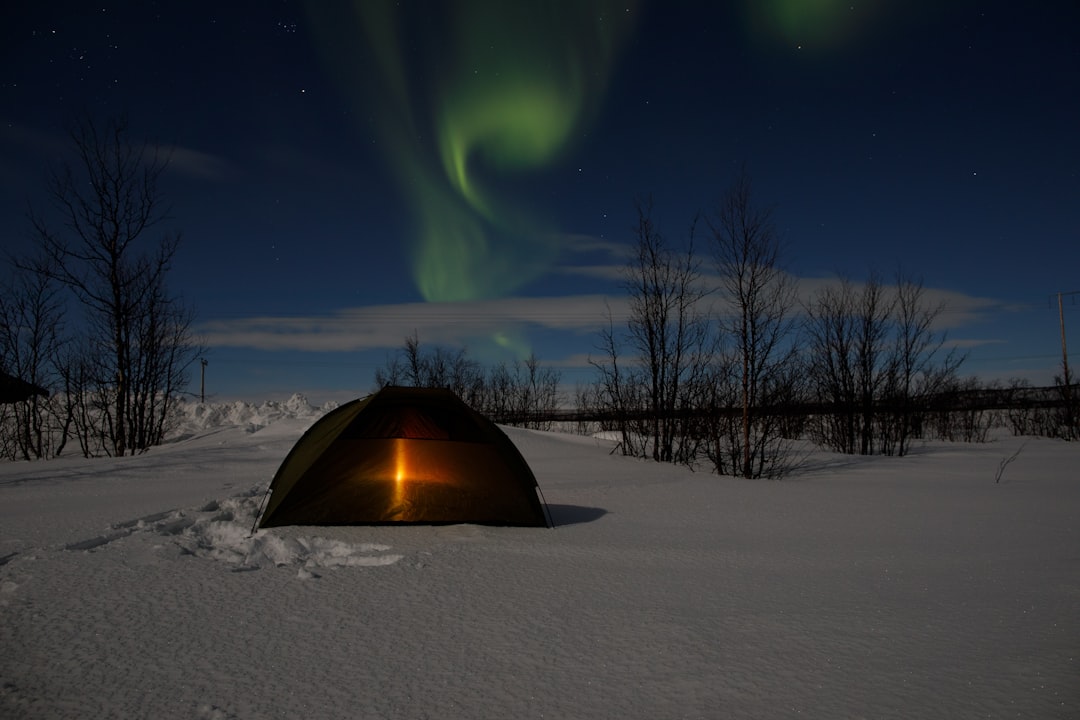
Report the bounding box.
[64,487,404,573]
[195,703,237,720]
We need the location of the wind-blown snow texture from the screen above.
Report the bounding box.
[2,394,1077,719]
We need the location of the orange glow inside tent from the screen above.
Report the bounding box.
[257,387,548,527]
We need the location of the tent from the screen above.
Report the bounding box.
[0,370,49,405]
[257,386,549,528]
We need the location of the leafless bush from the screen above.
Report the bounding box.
[927,376,995,443]
[374,332,562,429]
[995,442,1025,483]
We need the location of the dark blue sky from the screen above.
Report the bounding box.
[3,1,1078,401]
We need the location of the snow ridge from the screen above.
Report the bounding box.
[167,393,338,439]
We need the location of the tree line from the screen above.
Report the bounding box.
[373,331,562,431]
[583,168,1076,476]
[3,121,1074,465]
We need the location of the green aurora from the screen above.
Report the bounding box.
[309,0,638,304]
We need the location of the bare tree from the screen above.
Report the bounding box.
[487,354,562,429]
[589,303,645,456]
[928,375,995,444]
[513,354,562,430]
[27,115,199,456]
[699,340,740,475]
[1052,371,1080,441]
[804,279,859,453]
[127,277,199,449]
[381,330,486,404]
[374,332,484,403]
[804,272,893,455]
[590,199,711,464]
[708,168,799,478]
[882,269,964,456]
[373,350,406,388]
[54,335,100,457]
[401,330,426,388]
[853,272,893,454]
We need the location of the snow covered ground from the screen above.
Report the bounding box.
[2,396,1077,719]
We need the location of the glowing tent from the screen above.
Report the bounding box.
[257,386,549,528]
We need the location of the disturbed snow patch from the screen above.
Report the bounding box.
[67,486,403,575]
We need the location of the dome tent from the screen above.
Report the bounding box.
[257,386,549,528]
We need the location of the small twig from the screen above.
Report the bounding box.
[995,441,1027,484]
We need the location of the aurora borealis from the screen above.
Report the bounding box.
[310,0,638,304]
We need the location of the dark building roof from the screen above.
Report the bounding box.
[0,370,49,404]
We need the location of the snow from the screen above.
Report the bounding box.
[2,396,1078,719]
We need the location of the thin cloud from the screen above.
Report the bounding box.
[548,352,606,369]
[166,146,238,181]
[559,233,632,259]
[558,264,627,281]
[796,275,1003,330]
[198,295,631,352]
[198,275,1006,356]
[553,233,631,282]
[947,338,1007,350]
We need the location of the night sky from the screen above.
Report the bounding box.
[3,1,1078,402]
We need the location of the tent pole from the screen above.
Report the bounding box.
[250,484,274,535]
[536,485,555,528]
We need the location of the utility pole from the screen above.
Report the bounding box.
[200,358,208,403]
[1056,291,1079,390]
[1055,291,1078,439]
